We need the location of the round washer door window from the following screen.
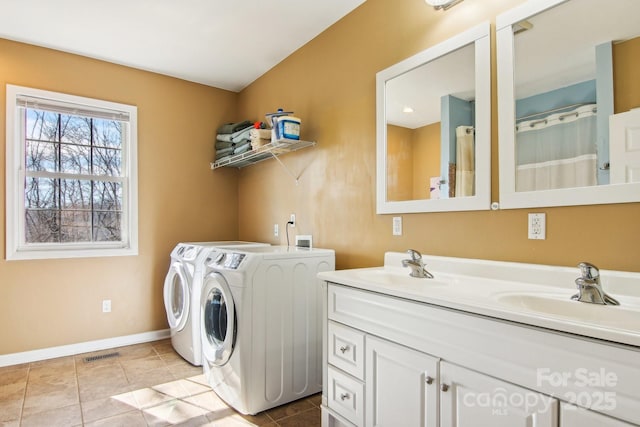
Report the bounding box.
[163,263,189,331]
[201,273,236,366]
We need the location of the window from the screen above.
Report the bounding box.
[6,85,138,260]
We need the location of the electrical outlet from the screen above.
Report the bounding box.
[528,213,546,240]
[392,216,403,236]
[290,213,296,227]
[274,223,279,237]
[102,299,111,313]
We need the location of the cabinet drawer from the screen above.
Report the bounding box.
[327,366,365,426]
[328,321,365,380]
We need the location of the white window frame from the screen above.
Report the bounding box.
[5,84,138,260]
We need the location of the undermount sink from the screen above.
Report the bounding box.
[495,292,640,330]
[355,268,449,287]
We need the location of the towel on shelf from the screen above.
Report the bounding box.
[215,141,234,150]
[217,120,253,135]
[250,128,271,149]
[217,126,252,143]
[233,141,252,155]
[215,146,234,159]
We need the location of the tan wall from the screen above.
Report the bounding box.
[386,124,413,201]
[1,39,239,354]
[614,36,640,113]
[236,0,640,272]
[412,122,441,200]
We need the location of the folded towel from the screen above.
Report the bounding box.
[250,128,272,140]
[234,141,252,155]
[215,141,234,150]
[217,127,252,143]
[217,120,253,135]
[215,147,234,159]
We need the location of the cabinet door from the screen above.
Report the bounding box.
[440,362,558,427]
[560,402,635,427]
[365,335,439,427]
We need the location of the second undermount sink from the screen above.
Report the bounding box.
[495,292,640,330]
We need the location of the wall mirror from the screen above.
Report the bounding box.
[376,22,491,214]
[497,0,640,209]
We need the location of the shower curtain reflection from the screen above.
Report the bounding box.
[455,126,475,197]
[515,104,598,191]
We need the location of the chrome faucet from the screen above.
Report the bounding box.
[571,262,620,305]
[401,249,434,279]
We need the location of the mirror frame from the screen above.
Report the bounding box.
[376,22,491,214]
[497,0,640,209]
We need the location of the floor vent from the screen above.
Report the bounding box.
[83,351,120,363]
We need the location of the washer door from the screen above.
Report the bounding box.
[163,262,190,331]
[201,272,236,366]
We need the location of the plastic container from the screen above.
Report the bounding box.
[276,116,301,140]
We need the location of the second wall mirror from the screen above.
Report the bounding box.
[376,22,491,214]
[497,0,640,209]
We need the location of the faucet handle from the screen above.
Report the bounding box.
[407,249,422,261]
[578,262,600,280]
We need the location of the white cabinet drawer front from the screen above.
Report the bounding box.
[329,321,365,380]
[328,366,365,426]
[560,402,636,427]
[327,284,640,425]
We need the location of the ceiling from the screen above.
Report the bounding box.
[0,0,365,92]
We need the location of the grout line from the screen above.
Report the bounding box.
[73,353,84,426]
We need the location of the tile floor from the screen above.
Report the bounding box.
[0,339,322,426]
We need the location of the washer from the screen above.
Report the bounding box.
[200,245,335,415]
[163,241,269,366]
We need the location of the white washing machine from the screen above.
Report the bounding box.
[163,241,269,366]
[200,245,335,415]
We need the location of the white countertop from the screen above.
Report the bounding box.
[319,253,640,348]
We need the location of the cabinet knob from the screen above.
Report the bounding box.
[441,383,450,392]
[425,376,434,385]
[340,393,350,401]
[339,345,350,354]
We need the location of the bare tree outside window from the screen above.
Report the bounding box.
[24,109,124,243]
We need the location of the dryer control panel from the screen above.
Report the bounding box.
[212,252,246,269]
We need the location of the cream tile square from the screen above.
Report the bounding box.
[19,403,82,427]
[142,399,209,425]
[126,366,177,389]
[183,390,228,412]
[152,379,210,399]
[81,396,139,423]
[83,410,148,427]
[186,374,209,386]
[0,398,23,423]
[22,387,79,417]
[112,387,174,410]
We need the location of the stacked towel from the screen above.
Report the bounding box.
[215,120,254,161]
[250,128,272,149]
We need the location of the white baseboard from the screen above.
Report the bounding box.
[0,329,171,368]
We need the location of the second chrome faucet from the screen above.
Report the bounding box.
[571,262,620,306]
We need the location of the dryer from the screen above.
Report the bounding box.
[200,245,335,415]
[163,241,269,366]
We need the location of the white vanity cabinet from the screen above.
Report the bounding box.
[321,281,640,427]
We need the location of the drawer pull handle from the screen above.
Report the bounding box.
[340,393,350,401]
[425,376,434,385]
[339,346,350,354]
[441,383,450,392]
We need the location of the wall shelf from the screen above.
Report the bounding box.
[210,138,316,170]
